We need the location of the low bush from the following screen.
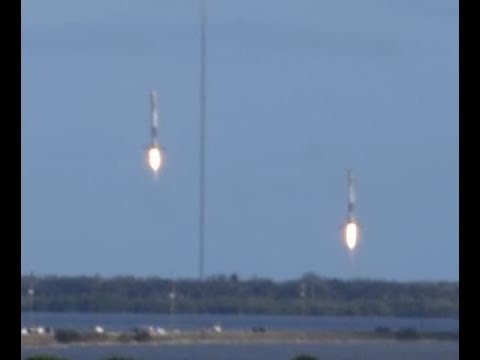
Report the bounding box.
[395,327,420,340]
[25,356,69,360]
[54,329,82,343]
[291,355,318,360]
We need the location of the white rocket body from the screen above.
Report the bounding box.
[347,170,356,223]
[150,91,160,148]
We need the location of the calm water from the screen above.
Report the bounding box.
[21,342,459,360]
[20,312,458,333]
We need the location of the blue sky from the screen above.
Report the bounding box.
[21,0,458,281]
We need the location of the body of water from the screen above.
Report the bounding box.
[21,342,459,360]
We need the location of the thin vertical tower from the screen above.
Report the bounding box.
[28,272,35,326]
[198,0,207,280]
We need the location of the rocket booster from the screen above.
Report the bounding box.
[343,170,359,251]
[145,90,163,174]
[150,91,159,146]
[347,170,356,222]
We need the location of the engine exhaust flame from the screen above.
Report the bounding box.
[345,221,358,250]
[147,147,162,172]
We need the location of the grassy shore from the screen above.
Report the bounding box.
[21,329,458,348]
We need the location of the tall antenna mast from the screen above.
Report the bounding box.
[28,272,35,326]
[198,0,207,280]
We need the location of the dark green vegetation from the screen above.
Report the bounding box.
[53,329,108,343]
[26,357,133,360]
[25,356,68,360]
[373,326,458,341]
[291,355,318,360]
[24,356,315,360]
[21,273,458,317]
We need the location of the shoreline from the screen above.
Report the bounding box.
[21,330,459,348]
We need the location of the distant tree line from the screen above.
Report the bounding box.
[26,355,315,360]
[20,273,458,317]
